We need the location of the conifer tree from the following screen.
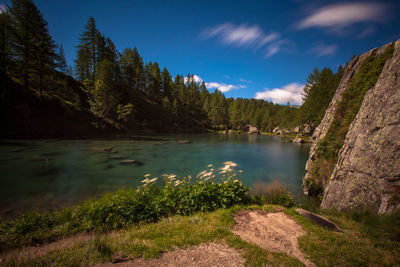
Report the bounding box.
[56,43,67,73]
[75,17,99,86]
[8,0,56,93]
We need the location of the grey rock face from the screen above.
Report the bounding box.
[321,40,400,214]
[303,42,396,196]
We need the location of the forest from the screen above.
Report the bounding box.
[0,0,343,137]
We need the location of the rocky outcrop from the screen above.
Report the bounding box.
[303,42,396,196]
[321,40,400,214]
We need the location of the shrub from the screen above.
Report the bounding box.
[0,162,250,251]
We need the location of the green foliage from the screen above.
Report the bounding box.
[0,180,250,251]
[299,67,343,130]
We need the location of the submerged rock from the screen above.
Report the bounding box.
[105,164,114,170]
[120,160,144,166]
[177,140,192,144]
[109,155,125,160]
[92,147,113,153]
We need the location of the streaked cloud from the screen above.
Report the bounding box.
[357,25,377,38]
[265,40,287,58]
[239,78,253,83]
[298,3,388,30]
[201,22,284,58]
[202,23,279,47]
[254,83,304,104]
[310,44,338,56]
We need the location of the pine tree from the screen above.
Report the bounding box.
[90,59,120,120]
[56,43,67,73]
[75,17,99,86]
[8,0,56,93]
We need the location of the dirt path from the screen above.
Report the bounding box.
[97,242,245,267]
[231,210,314,267]
[0,233,93,264]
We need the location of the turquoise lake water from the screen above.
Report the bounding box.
[0,134,309,218]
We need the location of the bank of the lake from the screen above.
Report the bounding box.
[0,134,309,218]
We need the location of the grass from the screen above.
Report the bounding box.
[5,206,304,267]
[0,178,250,252]
[307,43,395,196]
[286,208,400,267]
[4,205,399,267]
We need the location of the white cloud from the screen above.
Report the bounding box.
[255,83,305,104]
[201,22,284,58]
[206,82,246,93]
[184,75,203,84]
[298,3,388,30]
[185,74,245,93]
[310,44,338,56]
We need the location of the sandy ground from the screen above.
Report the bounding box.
[97,242,245,267]
[231,210,314,267]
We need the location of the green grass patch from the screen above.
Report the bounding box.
[287,208,400,267]
[7,206,304,267]
[307,44,395,195]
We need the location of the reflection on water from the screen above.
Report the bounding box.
[0,134,309,218]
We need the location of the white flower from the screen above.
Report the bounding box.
[207,164,213,167]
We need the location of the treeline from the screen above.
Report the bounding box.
[0,0,343,136]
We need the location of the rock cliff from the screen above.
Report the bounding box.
[303,40,400,214]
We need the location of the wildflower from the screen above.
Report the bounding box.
[224,161,237,167]
[148,177,158,183]
[220,165,231,171]
[196,170,207,178]
[174,180,184,186]
[207,164,213,167]
[234,179,239,183]
[145,174,151,178]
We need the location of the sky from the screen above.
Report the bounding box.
[2,0,400,104]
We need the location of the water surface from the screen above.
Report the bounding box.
[0,134,309,217]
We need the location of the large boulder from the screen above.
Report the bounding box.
[303,42,395,196]
[247,125,260,134]
[321,40,400,214]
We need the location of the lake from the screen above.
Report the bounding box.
[0,134,309,218]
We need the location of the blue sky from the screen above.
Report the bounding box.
[2,0,400,103]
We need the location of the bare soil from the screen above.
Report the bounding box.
[231,210,314,267]
[97,242,245,267]
[0,233,93,264]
